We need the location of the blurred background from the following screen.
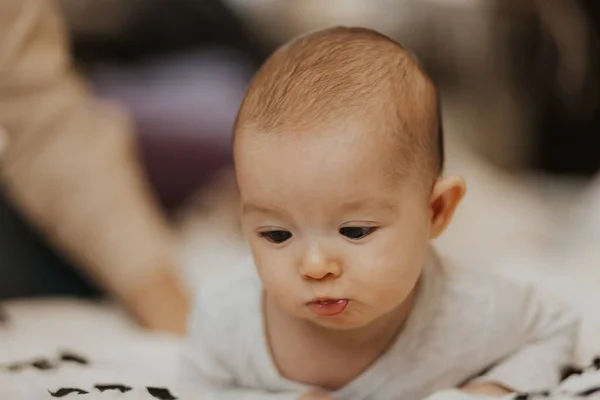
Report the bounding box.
[57,0,599,199]
[60,0,600,206]
[0,0,599,360]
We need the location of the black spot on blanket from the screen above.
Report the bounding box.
[5,362,26,372]
[514,393,529,400]
[95,384,132,393]
[578,386,600,397]
[593,357,600,370]
[49,388,89,397]
[60,352,89,366]
[147,387,178,400]
[561,365,584,382]
[3,358,54,372]
[32,358,54,370]
[3,352,89,373]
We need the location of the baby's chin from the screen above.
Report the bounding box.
[308,318,373,331]
[302,309,382,331]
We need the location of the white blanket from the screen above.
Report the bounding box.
[0,299,183,399]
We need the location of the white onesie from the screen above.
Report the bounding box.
[179,249,578,400]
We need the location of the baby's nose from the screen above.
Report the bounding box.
[299,247,342,281]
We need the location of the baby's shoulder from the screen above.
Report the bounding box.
[437,256,534,310]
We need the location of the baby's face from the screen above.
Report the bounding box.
[235,121,432,330]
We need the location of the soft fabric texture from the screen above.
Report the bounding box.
[0,299,182,399]
[180,249,578,400]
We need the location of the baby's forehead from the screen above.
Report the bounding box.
[237,104,428,177]
[237,121,418,191]
[236,113,390,156]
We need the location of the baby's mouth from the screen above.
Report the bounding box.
[306,298,349,317]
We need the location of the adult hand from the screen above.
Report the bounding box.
[123,263,190,334]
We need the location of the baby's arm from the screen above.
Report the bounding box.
[467,281,579,394]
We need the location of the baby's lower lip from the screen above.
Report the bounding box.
[306,298,349,317]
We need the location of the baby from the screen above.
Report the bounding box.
[180,27,578,400]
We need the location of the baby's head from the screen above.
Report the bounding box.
[234,27,465,330]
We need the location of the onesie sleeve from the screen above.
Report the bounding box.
[472,280,579,393]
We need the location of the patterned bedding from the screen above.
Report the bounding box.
[0,299,182,399]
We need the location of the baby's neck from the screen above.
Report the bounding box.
[264,288,418,389]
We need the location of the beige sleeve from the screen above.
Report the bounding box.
[0,0,174,294]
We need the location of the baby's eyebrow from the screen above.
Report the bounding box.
[242,203,273,215]
[340,198,397,212]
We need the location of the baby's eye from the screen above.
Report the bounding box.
[339,227,377,240]
[259,230,293,244]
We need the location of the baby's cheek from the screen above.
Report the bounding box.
[353,241,424,300]
[257,260,285,288]
[350,255,400,290]
[256,256,299,301]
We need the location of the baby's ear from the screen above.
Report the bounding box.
[429,176,466,238]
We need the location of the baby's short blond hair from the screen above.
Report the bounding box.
[234,26,444,180]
